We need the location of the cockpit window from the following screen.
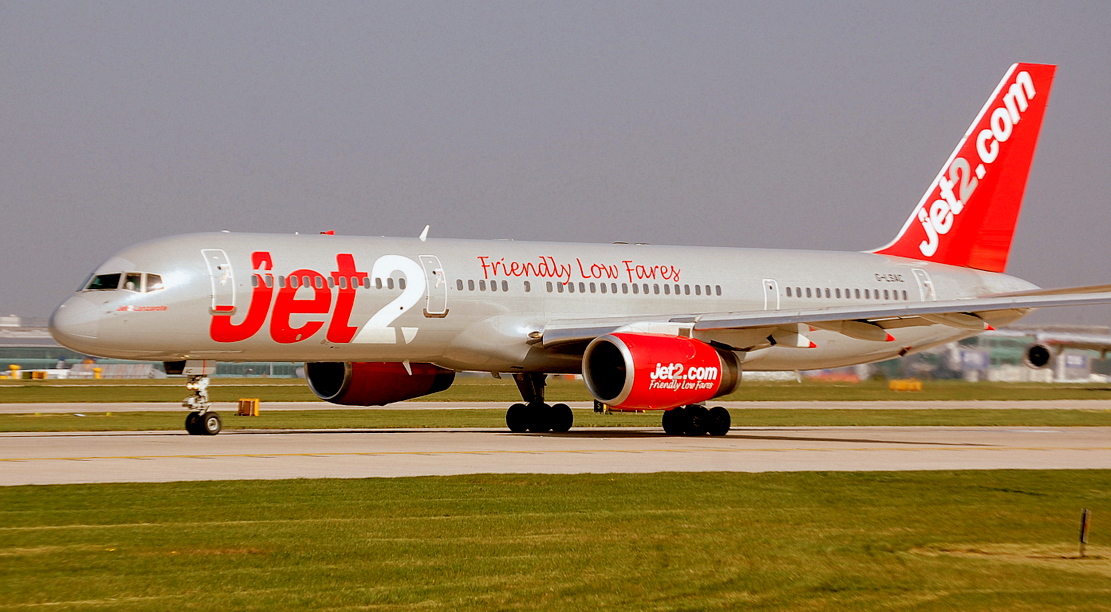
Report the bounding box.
[123,272,142,292]
[86,273,121,291]
[145,274,164,292]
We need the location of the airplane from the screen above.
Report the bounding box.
[49,62,1111,436]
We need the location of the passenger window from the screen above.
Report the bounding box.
[653,284,660,295]
[663,284,670,295]
[806,288,812,298]
[477,280,485,291]
[863,289,869,299]
[632,283,639,294]
[468,280,475,291]
[884,289,890,300]
[362,277,371,289]
[903,290,908,300]
[524,281,531,292]
[327,277,335,289]
[278,276,286,288]
[600,283,607,294]
[338,277,346,290]
[579,282,585,293]
[568,282,575,294]
[501,280,508,291]
[456,279,464,291]
[795,287,802,297]
[834,288,840,298]
[289,276,300,289]
[557,282,565,293]
[697,285,704,296]
[399,278,407,290]
[705,285,712,296]
[644,284,650,294]
[546,281,553,293]
[264,275,273,289]
[715,285,722,296]
[590,282,597,293]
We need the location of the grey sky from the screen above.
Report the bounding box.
[3,1,1110,324]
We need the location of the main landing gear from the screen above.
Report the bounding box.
[662,405,731,436]
[505,373,574,433]
[182,375,221,435]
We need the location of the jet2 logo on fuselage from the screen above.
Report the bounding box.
[209,251,424,345]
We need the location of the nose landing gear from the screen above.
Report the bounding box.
[182,375,221,435]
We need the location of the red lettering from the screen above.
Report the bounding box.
[209,252,273,342]
[270,269,332,343]
[327,254,368,343]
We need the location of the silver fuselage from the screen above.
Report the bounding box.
[50,232,1036,373]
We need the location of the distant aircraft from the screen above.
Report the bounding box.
[50,63,1111,436]
[1018,330,1111,370]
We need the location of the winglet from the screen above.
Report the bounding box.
[873,63,1056,273]
[419,225,430,242]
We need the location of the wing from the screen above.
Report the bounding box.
[540,284,1111,351]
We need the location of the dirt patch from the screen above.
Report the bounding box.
[912,543,1111,577]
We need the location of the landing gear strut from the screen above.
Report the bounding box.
[662,405,731,436]
[505,373,573,433]
[182,375,221,435]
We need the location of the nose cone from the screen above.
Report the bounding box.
[50,295,101,351]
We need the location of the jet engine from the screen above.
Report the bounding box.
[1023,343,1057,369]
[582,333,740,410]
[305,361,456,406]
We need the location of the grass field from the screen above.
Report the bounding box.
[4,407,1111,433]
[3,377,1111,403]
[2,471,1109,610]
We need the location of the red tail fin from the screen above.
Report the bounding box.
[873,63,1056,272]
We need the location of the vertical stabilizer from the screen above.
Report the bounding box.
[873,63,1056,272]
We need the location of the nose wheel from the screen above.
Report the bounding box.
[182,375,221,435]
[663,405,730,436]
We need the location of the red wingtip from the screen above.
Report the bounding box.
[985,324,995,331]
[885,333,895,342]
[808,341,818,349]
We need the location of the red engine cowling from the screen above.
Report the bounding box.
[305,362,456,406]
[582,333,740,410]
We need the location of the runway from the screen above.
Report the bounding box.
[3,424,1110,486]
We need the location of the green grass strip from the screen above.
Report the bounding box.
[3,377,1111,403]
[3,408,1111,432]
[1,471,1109,610]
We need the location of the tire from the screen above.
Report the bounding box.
[527,402,552,433]
[550,403,573,433]
[506,403,530,433]
[707,406,731,436]
[185,412,202,435]
[200,412,222,436]
[685,405,709,436]
[662,407,685,436]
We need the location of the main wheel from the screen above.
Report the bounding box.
[550,403,573,433]
[185,412,203,435]
[506,403,530,433]
[527,402,552,433]
[200,411,222,436]
[685,405,709,436]
[707,406,731,436]
[662,407,685,435]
